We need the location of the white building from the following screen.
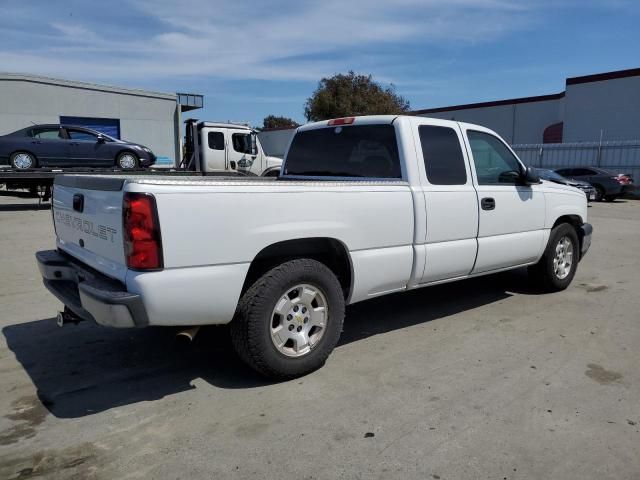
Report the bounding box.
[413,67,640,144]
[0,73,203,166]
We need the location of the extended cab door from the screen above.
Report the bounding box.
[202,129,228,171]
[462,126,546,273]
[411,118,479,284]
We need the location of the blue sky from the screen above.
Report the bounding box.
[1,0,639,127]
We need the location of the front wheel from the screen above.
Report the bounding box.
[230,259,345,378]
[528,223,579,292]
[10,152,36,169]
[604,195,618,202]
[116,152,138,170]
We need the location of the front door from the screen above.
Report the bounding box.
[412,118,479,284]
[229,131,261,175]
[463,127,546,273]
[65,128,112,166]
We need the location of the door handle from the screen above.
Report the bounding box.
[31,141,42,144]
[481,197,495,210]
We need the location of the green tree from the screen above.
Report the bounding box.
[262,115,299,129]
[304,71,410,122]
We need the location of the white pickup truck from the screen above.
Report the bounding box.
[37,115,592,378]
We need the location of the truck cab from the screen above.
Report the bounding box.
[194,122,282,176]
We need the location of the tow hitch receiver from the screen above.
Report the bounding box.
[56,307,84,327]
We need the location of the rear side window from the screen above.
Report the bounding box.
[31,127,61,139]
[419,125,467,185]
[208,132,224,150]
[285,125,401,178]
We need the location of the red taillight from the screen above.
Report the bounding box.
[123,193,163,270]
[615,175,632,185]
[328,117,355,126]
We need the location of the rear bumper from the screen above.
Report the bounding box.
[579,223,593,259]
[36,250,148,328]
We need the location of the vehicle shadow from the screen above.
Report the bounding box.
[0,190,50,211]
[0,190,40,199]
[3,268,536,419]
[0,203,51,212]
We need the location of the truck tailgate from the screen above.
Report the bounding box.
[52,176,128,282]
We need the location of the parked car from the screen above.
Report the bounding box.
[37,115,591,378]
[536,168,596,201]
[554,167,634,201]
[0,124,156,170]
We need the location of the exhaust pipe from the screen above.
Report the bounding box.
[56,307,84,327]
[176,326,200,344]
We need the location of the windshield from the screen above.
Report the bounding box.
[537,169,567,183]
[284,124,401,178]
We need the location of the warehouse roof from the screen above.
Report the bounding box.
[412,66,640,115]
[0,72,177,101]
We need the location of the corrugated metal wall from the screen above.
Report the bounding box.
[513,141,640,180]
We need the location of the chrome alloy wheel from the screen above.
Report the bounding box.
[118,153,136,169]
[553,236,574,280]
[270,284,328,357]
[13,153,34,169]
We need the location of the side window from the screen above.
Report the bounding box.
[232,133,251,153]
[468,130,523,185]
[556,168,572,176]
[67,129,97,141]
[419,125,467,185]
[208,132,224,150]
[574,168,594,176]
[31,128,61,139]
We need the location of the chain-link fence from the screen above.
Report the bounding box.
[513,141,640,180]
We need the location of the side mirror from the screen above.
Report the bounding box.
[250,132,258,156]
[97,134,106,143]
[522,166,540,185]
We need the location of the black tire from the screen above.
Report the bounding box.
[594,185,605,202]
[230,259,345,379]
[10,151,37,170]
[604,195,618,202]
[528,223,580,292]
[116,151,138,170]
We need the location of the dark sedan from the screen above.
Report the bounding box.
[536,169,596,201]
[0,124,156,170]
[555,167,634,202]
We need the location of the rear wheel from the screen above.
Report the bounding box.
[116,152,138,170]
[528,223,579,292]
[10,152,36,169]
[230,259,345,378]
[594,185,605,202]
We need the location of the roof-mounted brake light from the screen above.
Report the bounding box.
[328,117,355,126]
